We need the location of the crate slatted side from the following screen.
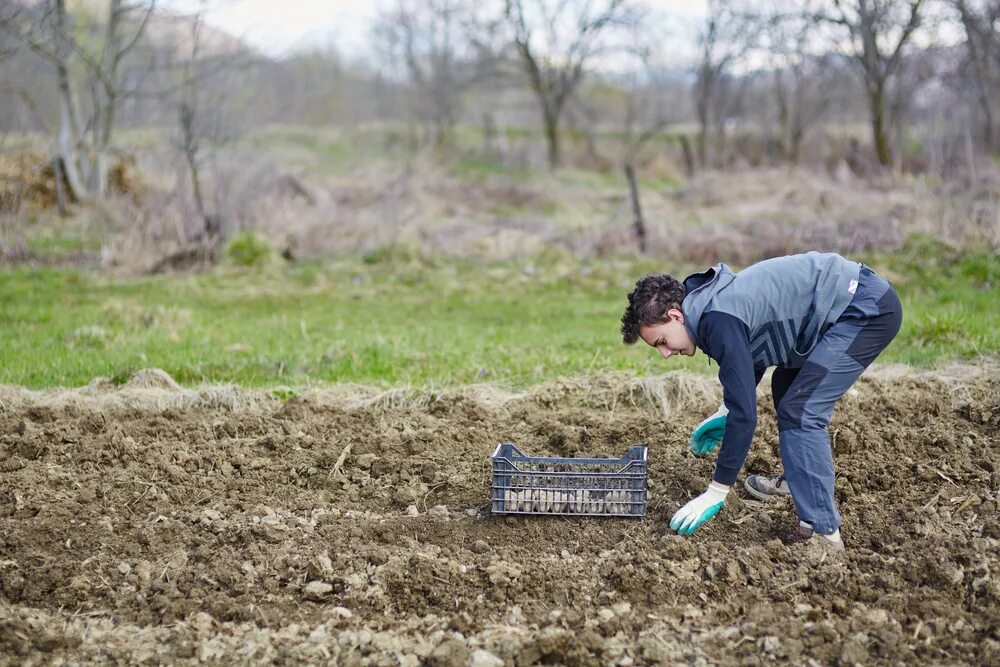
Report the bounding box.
[490,443,648,517]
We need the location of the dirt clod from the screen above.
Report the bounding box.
[429,638,469,667]
[303,581,333,598]
[469,648,504,667]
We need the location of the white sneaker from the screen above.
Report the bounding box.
[744,474,792,501]
[790,521,845,551]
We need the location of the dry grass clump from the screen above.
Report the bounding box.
[17,140,997,273]
[122,368,184,391]
[0,362,994,421]
[644,214,908,267]
[0,150,141,216]
[316,382,520,415]
[523,372,720,417]
[0,151,59,212]
[0,369,270,414]
[592,166,1000,261]
[0,369,719,418]
[187,384,268,411]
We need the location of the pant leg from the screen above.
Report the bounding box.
[771,367,800,416]
[769,367,800,482]
[776,287,903,534]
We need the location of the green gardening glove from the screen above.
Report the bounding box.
[689,404,728,456]
[670,483,729,535]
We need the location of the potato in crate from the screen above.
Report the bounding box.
[490,443,647,517]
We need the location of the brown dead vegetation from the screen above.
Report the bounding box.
[0,151,60,212]
[4,141,999,273]
[0,150,141,215]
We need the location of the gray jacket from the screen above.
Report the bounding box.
[682,252,862,370]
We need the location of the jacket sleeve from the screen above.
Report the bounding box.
[699,311,758,486]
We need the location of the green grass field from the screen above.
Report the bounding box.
[2,236,997,389]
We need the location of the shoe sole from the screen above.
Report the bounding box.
[743,477,792,502]
[820,538,846,551]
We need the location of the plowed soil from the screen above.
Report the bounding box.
[1,367,998,665]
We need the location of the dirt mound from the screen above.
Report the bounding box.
[0,367,998,663]
[122,368,184,391]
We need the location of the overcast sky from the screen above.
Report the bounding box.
[161,0,710,60]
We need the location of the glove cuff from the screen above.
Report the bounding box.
[704,483,729,503]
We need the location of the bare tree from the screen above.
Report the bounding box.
[151,1,244,272]
[178,6,209,241]
[1,0,156,201]
[504,0,639,169]
[693,0,759,169]
[373,0,498,148]
[619,22,675,164]
[620,29,681,252]
[0,2,22,146]
[816,0,925,166]
[169,2,255,243]
[953,0,1000,152]
[0,1,16,62]
[87,1,157,196]
[757,6,837,163]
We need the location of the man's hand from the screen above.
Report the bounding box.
[689,403,728,456]
[670,482,729,535]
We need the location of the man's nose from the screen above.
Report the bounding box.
[659,347,672,359]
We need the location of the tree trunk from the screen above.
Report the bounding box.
[773,70,789,160]
[969,54,997,152]
[181,102,209,232]
[696,102,709,170]
[958,0,998,153]
[93,152,108,199]
[93,0,124,200]
[980,94,996,152]
[92,87,119,200]
[56,86,86,202]
[964,126,978,186]
[482,112,498,156]
[966,50,995,149]
[543,106,561,170]
[53,0,87,202]
[869,84,892,166]
[51,157,71,217]
[790,126,804,165]
[624,163,647,254]
[695,69,712,170]
[678,135,695,177]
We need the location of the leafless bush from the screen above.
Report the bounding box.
[92,149,999,273]
[645,216,906,267]
[102,149,301,271]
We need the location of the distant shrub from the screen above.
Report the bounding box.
[957,251,1000,288]
[890,233,999,288]
[898,232,959,264]
[362,244,414,265]
[912,308,966,346]
[225,231,276,268]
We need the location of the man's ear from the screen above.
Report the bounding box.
[667,307,684,323]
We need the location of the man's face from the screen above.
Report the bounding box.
[638,308,697,360]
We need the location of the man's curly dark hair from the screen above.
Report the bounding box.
[620,274,686,344]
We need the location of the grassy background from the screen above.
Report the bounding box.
[2,236,997,389]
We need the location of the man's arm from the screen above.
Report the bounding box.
[699,311,758,486]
